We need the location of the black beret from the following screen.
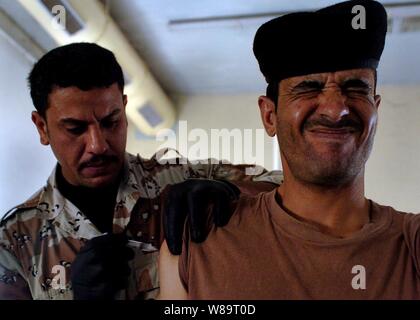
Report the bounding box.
[253,0,387,83]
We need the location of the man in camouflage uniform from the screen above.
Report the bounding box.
[0,43,281,299]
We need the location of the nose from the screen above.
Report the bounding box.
[85,125,109,155]
[316,88,349,122]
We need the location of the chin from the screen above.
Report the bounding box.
[81,175,119,189]
[307,166,360,187]
[311,175,352,187]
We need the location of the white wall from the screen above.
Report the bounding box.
[0,34,56,215]
[366,85,420,213]
[126,94,274,170]
[127,87,420,213]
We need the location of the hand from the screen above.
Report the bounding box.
[163,179,240,255]
[70,233,134,300]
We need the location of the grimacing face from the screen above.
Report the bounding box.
[259,68,381,187]
[32,83,128,188]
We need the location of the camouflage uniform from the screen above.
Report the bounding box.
[0,151,282,300]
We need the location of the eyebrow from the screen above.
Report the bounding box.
[341,78,372,89]
[292,80,325,92]
[59,108,121,126]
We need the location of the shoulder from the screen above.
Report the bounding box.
[126,150,211,189]
[221,190,273,229]
[373,203,420,277]
[0,192,43,278]
[127,151,186,177]
[374,202,420,232]
[369,201,416,224]
[400,210,420,241]
[369,202,420,239]
[1,188,45,228]
[402,212,420,278]
[0,187,48,252]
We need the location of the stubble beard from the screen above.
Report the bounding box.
[279,128,376,188]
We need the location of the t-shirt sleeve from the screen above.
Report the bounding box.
[403,213,420,278]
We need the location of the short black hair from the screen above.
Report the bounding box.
[266,69,378,111]
[28,42,124,117]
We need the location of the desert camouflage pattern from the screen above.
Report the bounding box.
[0,150,283,300]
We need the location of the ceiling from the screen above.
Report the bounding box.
[1,0,420,97]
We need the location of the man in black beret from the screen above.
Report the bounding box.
[159,0,420,299]
[254,0,386,103]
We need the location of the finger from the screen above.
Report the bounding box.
[164,186,188,255]
[124,247,135,261]
[71,262,106,285]
[82,238,129,262]
[80,233,128,253]
[111,233,129,245]
[187,190,209,243]
[213,192,236,227]
[101,246,134,267]
[110,261,131,278]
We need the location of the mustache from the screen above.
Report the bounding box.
[303,117,362,132]
[79,154,118,169]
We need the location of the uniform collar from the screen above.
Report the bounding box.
[36,153,142,239]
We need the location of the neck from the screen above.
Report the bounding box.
[277,169,370,238]
[55,165,120,233]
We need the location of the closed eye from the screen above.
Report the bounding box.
[341,79,372,95]
[101,117,120,129]
[292,80,324,94]
[66,125,86,135]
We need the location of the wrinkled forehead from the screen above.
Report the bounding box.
[280,68,376,87]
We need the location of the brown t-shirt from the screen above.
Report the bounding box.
[180,189,420,299]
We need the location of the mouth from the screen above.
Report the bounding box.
[80,158,115,176]
[305,127,358,141]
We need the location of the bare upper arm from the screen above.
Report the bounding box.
[158,240,188,300]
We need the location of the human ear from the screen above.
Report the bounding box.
[123,94,128,108]
[31,111,50,145]
[374,94,381,110]
[258,96,277,137]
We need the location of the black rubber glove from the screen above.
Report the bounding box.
[70,233,135,300]
[164,178,240,255]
